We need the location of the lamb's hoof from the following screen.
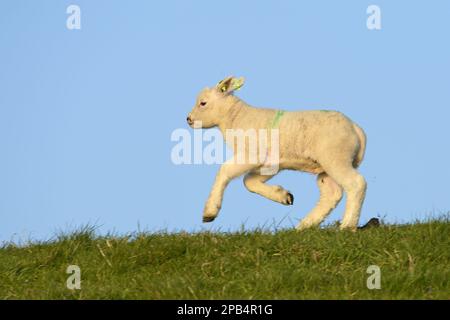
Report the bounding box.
[281,192,294,205]
[203,216,216,223]
[287,193,294,205]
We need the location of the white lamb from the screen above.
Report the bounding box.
[187,76,367,231]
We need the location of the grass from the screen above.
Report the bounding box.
[0,218,449,299]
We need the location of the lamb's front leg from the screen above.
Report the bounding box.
[243,172,294,205]
[203,159,257,222]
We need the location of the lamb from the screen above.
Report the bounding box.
[186,76,367,231]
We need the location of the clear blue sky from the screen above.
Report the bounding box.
[1,1,449,242]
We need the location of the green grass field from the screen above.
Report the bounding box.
[0,218,449,299]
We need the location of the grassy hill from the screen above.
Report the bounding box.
[0,218,448,299]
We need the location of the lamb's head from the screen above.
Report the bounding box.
[187,76,245,129]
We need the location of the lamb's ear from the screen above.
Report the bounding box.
[216,76,245,94]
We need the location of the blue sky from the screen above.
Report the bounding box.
[1,1,449,242]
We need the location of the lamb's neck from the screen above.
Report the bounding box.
[219,97,257,134]
[218,99,274,135]
[218,98,247,133]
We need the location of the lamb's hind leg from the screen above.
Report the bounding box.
[243,172,294,205]
[296,173,343,231]
[325,167,367,231]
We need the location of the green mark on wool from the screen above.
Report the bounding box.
[270,110,285,128]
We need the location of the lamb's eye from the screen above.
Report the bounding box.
[200,101,207,107]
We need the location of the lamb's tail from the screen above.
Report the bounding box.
[352,123,366,168]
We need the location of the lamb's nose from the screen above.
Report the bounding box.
[187,116,193,125]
